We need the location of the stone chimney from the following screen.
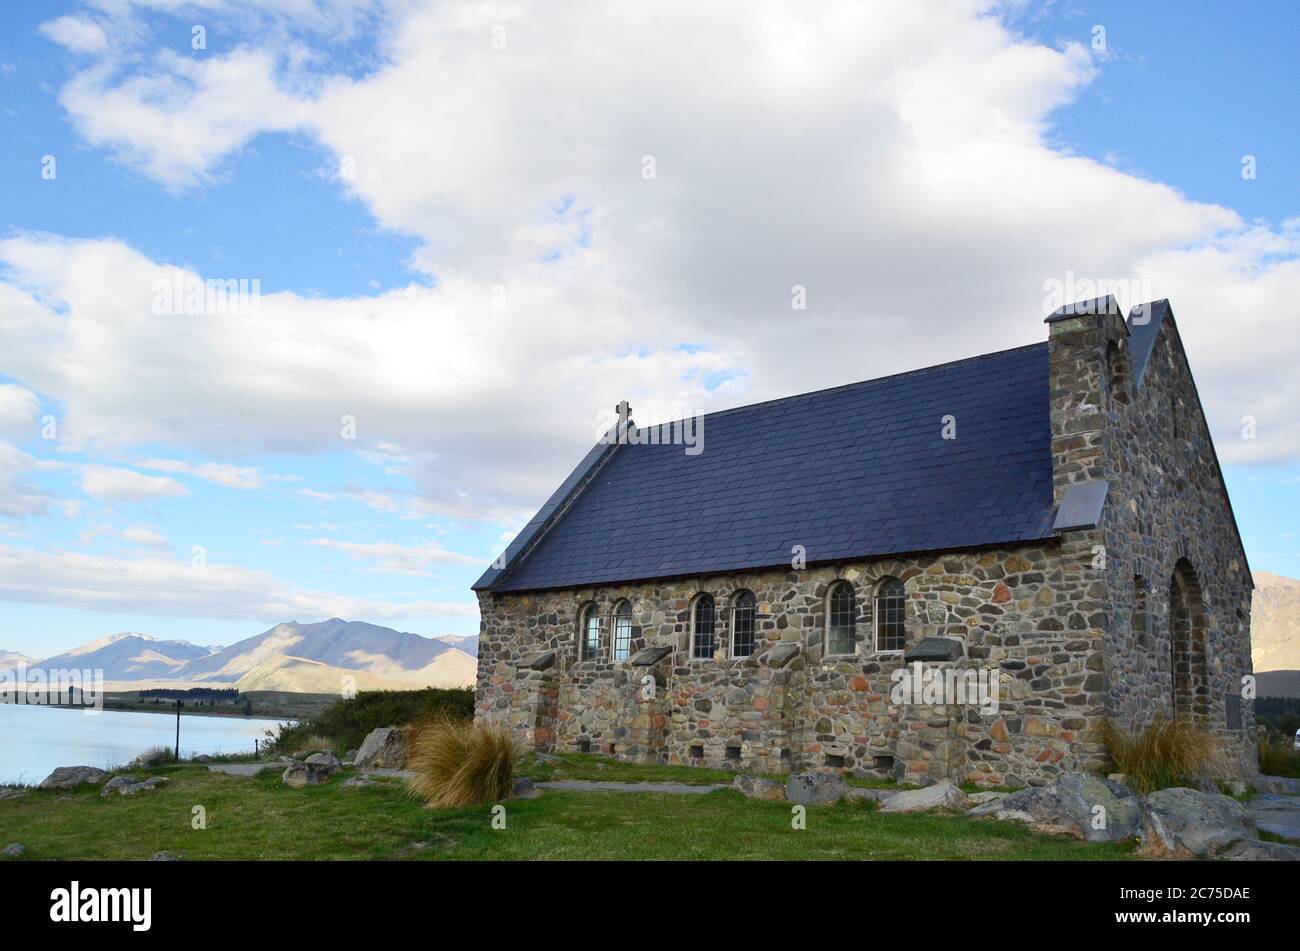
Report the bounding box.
[1044,295,1130,511]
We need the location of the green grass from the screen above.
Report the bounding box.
[271,687,474,753]
[0,760,1133,861]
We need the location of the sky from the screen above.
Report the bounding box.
[0,0,1298,660]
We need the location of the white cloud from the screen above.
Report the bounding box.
[80,465,189,502]
[0,543,476,622]
[122,526,169,548]
[0,384,41,440]
[0,443,58,520]
[309,536,481,575]
[3,0,1298,544]
[39,15,109,55]
[137,457,285,490]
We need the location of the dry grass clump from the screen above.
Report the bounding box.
[1258,734,1300,779]
[1100,718,1224,794]
[133,745,174,767]
[406,717,519,808]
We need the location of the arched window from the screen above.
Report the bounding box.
[612,600,633,661]
[731,591,756,658]
[826,581,856,655]
[1169,560,1207,722]
[580,603,607,661]
[873,577,906,652]
[691,594,716,659]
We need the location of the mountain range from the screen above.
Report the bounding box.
[9,619,478,693]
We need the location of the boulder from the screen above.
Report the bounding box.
[192,754,213,763]
[1249,794,1300,842]
[39,766,109,790]
[786,772,848,805]
[845,786,898,804]
[879,780,971,814]
[340,777,377,790]
[100,775,138,797]
[354,727,410,770]
[282,761,338,788]
[149,851,179,861]
[1221,839,1300,861]
[967,791,1009,805]
[512,777,540,799]
[2,843,24,858]
[732,775,787,802]
[967,772,1141,843]
[102,776,170,797]
[304,752,341,770]
[1140,787,1256,858]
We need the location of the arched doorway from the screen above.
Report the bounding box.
[1169,560,1208,723]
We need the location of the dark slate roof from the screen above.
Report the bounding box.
[477,344,1057,593]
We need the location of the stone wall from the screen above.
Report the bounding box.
[476,537,1114,788]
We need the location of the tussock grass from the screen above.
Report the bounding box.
[1258,735,1300,778]
[281,732,336,755]
[407,718,518,808]
[133,745,175,767]
[1100,718,1224,794]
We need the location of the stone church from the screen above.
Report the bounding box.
[473,297,1255,788]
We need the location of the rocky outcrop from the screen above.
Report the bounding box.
[733,775,787,801]
[354,727,410,770]
[282,760,339,788]
[39,766,109,790]
[786,772,847,805]
[100,776,170,798]
[967,772,1142,843]
[878,781,970,814]
[1139,787,1256,858]
[1221,839,1300,861]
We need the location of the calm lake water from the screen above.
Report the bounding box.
[0,703,289,785]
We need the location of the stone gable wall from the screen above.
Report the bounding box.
[1095,315,1256,773]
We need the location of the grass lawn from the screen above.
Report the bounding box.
[0,758,1134,861]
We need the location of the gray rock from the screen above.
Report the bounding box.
[967,791,1009,805]
[1249,794,1300,842]
[149,851,179,861]
[0,788,30,801]
[1140,787,1256,858]
[967,772,1141,843]
[282,761,338,788]
[879,780,971,814]
[192,754,213,763]
[2,843,24,858]
[534,752,562,765]
[1221,839,1300,861]
[304,752,341,769]
[340,777,377,789]
[354,727,409,770]
[786,772,848,805]
[845,786,899,803]
[100,775,138,797]
[732,775,787,801]
[39,766,109,790]
[1256,775,1300,796]
[345,749,359,759]
[512,777,540,799]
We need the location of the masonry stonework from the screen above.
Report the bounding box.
[474,300,1256,787]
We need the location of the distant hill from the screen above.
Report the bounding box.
[37,633,217,681]
[0,650,38,670]
[9,619,477,692]
[1253,572,1300,673]
[1258,670,1300,699]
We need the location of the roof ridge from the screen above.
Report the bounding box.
[636,341,1047,429]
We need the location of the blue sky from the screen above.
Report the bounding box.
[0,1,1297,658]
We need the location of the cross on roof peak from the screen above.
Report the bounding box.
[615,400,633,425]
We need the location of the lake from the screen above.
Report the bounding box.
[0,703,289,785]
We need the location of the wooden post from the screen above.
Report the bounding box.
[174,699,181,762]
[255,738,260,760]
